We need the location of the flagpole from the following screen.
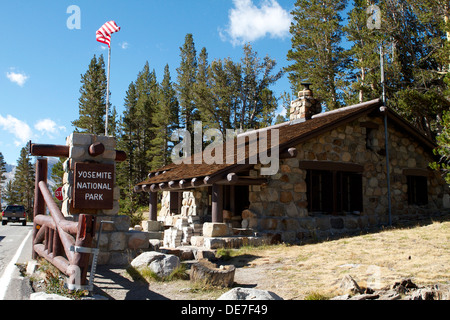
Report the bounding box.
[105,45,111,136]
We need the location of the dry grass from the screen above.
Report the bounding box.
[227,219,450,300]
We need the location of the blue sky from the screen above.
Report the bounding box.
[0,0,297,165]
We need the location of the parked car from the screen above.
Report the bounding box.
[2,205,27,226]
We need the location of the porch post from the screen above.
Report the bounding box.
[211,184,223,223]
[149,192,158,221]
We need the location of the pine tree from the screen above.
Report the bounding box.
[380,0,450,138]
[3,180,18,206]
[431,107,450,184]
[117,63,161,210]
[286,0,348,110]
[51,158,65,190]
[12,146,35,214]
[153,64,180,167]
[134,62,160,175]
[176,34,199,133]
[344,0,384,104]
[117,81,140,214]
[195,47,215,130]
[239,44,282,128]
[206,57,240,133]
[72,54,108,135]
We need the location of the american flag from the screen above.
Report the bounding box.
[96,21,121,47]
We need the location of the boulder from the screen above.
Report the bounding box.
[131,251,180,278]
[203,223,230,237]
[339,275,363,294]
[218,287,283,300]
[127,231,150,249]
[30,292,72,300]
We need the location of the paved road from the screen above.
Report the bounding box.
[0,223,33,300]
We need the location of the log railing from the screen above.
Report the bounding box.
[32,157,96,290]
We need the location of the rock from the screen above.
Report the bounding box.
[330,294,351,300]
[339,275,363,294]
[149,239,162,251]
[142,220,163,232]
[81,294,109,300]
[131,251,180,278]
[330,278,449,300]
[218,287,283,300]
[194,249,216,261]
[26,260,39,276]
[30,292,72,300]
[410,289,435,300]
[203,223,230,237]
[378,290,401,300]
[348,293,379,300]
[393,278,418,290]
[127,231,150,250]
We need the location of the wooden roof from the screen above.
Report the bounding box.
[135,98,436,192]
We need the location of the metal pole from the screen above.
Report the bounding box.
[380,46,386,105]
[105,45,111,136]
[380,45,392,226]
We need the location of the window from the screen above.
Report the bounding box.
[407,175,428,206]
[306,169,363,214]
[170,192,181,214]
[307,170,333,213]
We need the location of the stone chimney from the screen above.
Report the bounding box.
[290,83,321,121]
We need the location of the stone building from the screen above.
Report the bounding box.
[135,87,449,246]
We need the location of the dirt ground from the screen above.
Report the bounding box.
[91,217,450,300]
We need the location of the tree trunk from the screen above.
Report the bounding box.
[190,260,235,288]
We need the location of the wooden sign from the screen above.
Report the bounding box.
[73,162,115,210]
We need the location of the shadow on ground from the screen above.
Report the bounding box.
[93,265,170,300]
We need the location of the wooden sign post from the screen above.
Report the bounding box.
[73,162,115,210]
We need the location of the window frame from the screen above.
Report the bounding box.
[301,161,364,215]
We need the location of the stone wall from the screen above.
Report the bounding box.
[247,116,449,243]
[61,133,140,265]
[159,188,210,221]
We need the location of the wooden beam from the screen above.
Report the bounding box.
[215,173,267,185]
[29,142,127,162]
[168,181,176,188]
[191,177,204,187]
[299,160,363,173]
[280,147,298,159]
[88,142,105,157]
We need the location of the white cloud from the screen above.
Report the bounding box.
[120,41,129,49]
[6,70,29,86]
[220,0,292,45]
[34,119,66,138]
[0,114,33,146]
